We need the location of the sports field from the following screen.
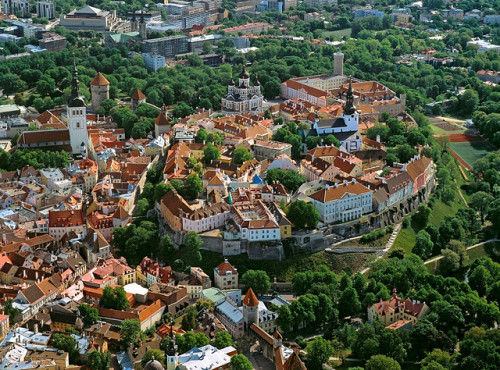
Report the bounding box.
[449,141,494,168]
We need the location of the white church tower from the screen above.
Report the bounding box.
[67,60,88,156]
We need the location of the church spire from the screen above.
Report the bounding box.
[344,77,356,115]
[68,55,85,107]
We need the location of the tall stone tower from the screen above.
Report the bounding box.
[68,60,88,155]
[130,9,138,32]
[90,72,110,110]
[139,10,147,40]
[334,52,344,76]
[242,288,259,328]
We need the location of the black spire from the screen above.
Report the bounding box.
[68,55,85,107]
[132,9,136,22]
[166,321,178,356]
[344,77,356,115]
[140,9,144,23]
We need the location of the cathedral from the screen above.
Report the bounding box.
[221,67,264,115]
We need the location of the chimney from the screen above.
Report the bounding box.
[33,323,38,334]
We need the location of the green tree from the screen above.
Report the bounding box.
[468,265,491,296]
[141,349,166,368]
[413,230,434,260]
[230,354,253,370]
[87,351,111,370]
[176,331,210,353]
[203,143,220,164]
[3,299,19,323]
[120,319,141,349]
[241,270,271,295]
[412,205,431,230]
[196,129,208,143]
[470,191,494,224]
[286,200,320,229]
[212,331,234,349]
[305,337,334,370]
[79,303,100,327]
[99,286,129,310]
[365,355,401,370]
[457,89,479,116]
[184,173,203,200]
[184,231,203,258]
[233,147,253,164]
[421,349,451,369]
[338,287,361,318]
[51,333,79,363]
[265,169,306,193]
[181,306,198,331]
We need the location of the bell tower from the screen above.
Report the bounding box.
[341,78,359,132]
[67,58,88,155]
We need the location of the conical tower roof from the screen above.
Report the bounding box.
[243,288,259,307]
[90,72,110,86]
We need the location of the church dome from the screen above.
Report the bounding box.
[68,96,86,108]
[143,358,164,370]
[239,68,250,79]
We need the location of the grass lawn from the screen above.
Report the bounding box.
[429,197,464,225]
[322,28,352,38]
[430,123,465,134]
[391,226,416,255]
[192,249,372,281]
[449,141,494,168]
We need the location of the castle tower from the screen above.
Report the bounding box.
[334,52,344,76]
[154,105,170,137]
[341,78,359,133]
[131,88,146,112]
[139,10,147,40]
[242,288,259,327]
[90,72,110,110]
[68,60,88,156]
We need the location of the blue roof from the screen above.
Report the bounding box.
[116,352,134,370]
[253,174,263,184]
[216,300,243,324]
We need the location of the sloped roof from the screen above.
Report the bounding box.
[75,5,102,15]
[215,260,237,276]
[243,288,259,307]
[131,89,146,100]
[155,112,169,126]
[309,181,371,203]
[90,72,110,86]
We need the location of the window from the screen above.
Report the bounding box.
[76,122,80,128]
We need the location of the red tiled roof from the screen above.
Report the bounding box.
[90,72,110,86]
[18,129,70,145]
[243,288,259,307]
[48,209,84,228]
[131,89,146,100]
[215,260,237,276]
[309,181,371,203]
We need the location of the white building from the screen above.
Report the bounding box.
[308,179,372,223]
[2,0,29,16]
[142,53,166,71]
[227,200,281,242]
[166,345,236,370]
[468,39,500,54]
[214,259,238,290]
[36,1,55,19]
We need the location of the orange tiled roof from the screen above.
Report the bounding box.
[90,72,110,86]
[243,288,259,307]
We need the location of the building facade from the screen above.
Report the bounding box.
[308,179,373,223]
[221,68,263,115]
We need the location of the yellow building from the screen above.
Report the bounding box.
[0,315,9,340]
